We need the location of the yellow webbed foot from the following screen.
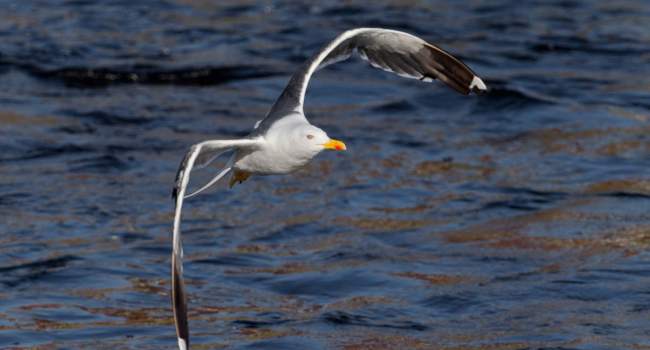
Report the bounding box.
[229,170,251,188]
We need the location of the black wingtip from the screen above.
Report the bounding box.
[172,254,189,349]
[421,44,488,96]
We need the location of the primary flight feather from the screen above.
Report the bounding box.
[171,27,486,350]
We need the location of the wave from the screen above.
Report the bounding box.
[0,59,281,87]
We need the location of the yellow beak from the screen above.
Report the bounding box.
[323,139,346,151]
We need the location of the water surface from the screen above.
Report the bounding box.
[1,1,649,349]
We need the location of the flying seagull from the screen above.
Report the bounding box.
[171,27,486,350]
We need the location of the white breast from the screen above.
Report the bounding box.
[233,144,309,175]
[236,116,321,175]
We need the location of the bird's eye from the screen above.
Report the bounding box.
[306,134,314,140]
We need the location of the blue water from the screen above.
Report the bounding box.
[1,1,649,349]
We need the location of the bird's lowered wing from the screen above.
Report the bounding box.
[172,138,262,350]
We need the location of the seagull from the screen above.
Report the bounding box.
[171,27,486,350]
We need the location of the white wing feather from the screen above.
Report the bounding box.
[172,138,262,350]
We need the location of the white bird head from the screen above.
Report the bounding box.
[290,124,346,160]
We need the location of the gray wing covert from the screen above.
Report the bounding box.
[260,28,486,131]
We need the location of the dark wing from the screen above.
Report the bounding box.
[171,138,262,350]
[259,27,487,130]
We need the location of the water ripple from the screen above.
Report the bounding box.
[1,1,649,349]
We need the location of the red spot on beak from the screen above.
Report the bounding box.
[323,139,347,151]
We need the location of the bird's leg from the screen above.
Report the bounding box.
[229,169,251,188]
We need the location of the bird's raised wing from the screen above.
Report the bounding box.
[172,138,262,350]
[260,27,487,129]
